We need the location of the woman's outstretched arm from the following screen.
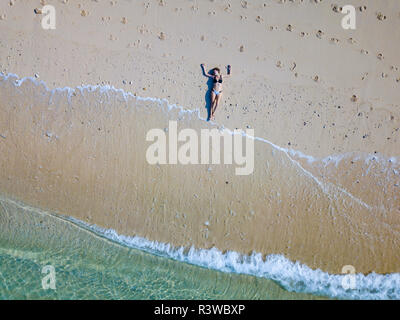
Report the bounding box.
[201,64,213,78]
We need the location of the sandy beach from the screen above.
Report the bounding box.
[1,0,400,277]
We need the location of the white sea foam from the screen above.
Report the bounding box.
[63,215,400,300]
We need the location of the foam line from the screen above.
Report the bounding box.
[62,216,400,300]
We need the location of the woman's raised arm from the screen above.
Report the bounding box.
[224,65,232,77]
[201,64,213,78]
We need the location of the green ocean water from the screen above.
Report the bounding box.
[0,195,323,300]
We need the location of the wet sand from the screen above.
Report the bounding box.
[0,0,399,275]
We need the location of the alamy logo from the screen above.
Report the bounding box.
[41,5,56,30]
[41,265,56,290]
[341,265,356,290]
[146,121,254,175]
[341,5,356,30]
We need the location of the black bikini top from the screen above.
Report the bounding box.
[214,76,223,83]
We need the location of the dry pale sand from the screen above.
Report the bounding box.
[0,0,399,275]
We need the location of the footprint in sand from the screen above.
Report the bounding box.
[224,4,232,13]
[127,40,140,48]
[138,24,149,35]
[158,32,166,40]
[332,5,342,13]
[377,12,387,21]
[316,30,324,39]
[361,73,368,80]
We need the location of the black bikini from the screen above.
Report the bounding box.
[214,76,223,83]
[213,76,223,95]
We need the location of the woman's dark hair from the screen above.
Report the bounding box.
[212,67,221,74]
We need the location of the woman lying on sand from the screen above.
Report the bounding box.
[201,64,231,121]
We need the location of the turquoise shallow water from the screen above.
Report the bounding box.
[0,195,323,300]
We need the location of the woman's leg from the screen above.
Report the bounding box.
[212,92,222,118]
[210,91,216,120]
